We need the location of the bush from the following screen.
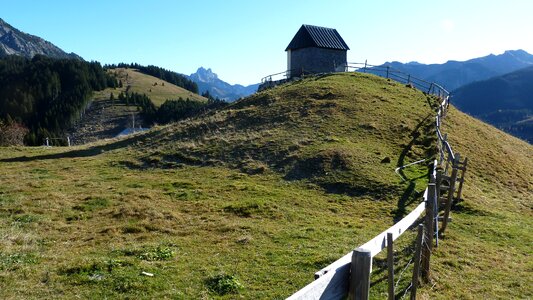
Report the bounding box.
[0,121,29,146]
[205,273,243,295]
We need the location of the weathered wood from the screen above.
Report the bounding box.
[411,224,424,300]
[435,168,442,210]
[455,157,468,202]
[441,154,460,235]
[287,262,351,300]
[359,201,426,258]
[350,248,371,300]
[437,216,452,222]
[387,233,394,300]
[314,201,426,280]
[422,183,436,282]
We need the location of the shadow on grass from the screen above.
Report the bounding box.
[0,131,158,163]
[394,113,435,222]
[396,114,432,180]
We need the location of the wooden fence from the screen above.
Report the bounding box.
[44,136,72,147]
[286,64,468,299]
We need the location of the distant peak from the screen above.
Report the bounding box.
[504,49,527,54]
[0,17,80,59]
[197,66,209,72]
[191,67,218,82]
[503,49,531,57]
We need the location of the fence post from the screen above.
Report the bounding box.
[410,224,424,300]
[407,74,411,84]
[422,182,436,282]
[455,157,468,202]
[441,153,460,236]
[386,66,390,78]
[427,83,434,94]
[387,233,394,300]
[45,137,49,147]
[363,60,367,73]
[350,248,371,300]
[435,168,442,247]
[442,134,449,173]
[67,136,71,147]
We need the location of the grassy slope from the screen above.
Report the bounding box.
[108,68,206,106]
[418,108,533,299]
[0,73,530,299]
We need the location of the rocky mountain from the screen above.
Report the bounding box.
[381,50,533,91]
[452,65,533,143]
[189,67,258,101]
[0,18,80,59]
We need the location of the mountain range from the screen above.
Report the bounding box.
[188,67,259,101]
[382,50,533,91]
[0,18,80,59]
[452,66,533,143]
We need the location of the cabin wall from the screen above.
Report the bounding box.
[288,47,347,78]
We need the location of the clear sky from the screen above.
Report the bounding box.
[3,0,533,85]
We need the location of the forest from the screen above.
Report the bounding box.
[117,91,227,125]
[0,55,116,145]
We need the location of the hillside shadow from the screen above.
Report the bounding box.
[392,178,427,223]
[0,131,158,163]
[396,114,432,179]
[393,114,434,222]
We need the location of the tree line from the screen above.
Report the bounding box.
[116,91,227,125]
[106,63,198,94]
[0,55,116,145]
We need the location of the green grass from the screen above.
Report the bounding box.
[0,73,531,299]
[106,68,207,106]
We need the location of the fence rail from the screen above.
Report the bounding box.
[286,62,467,300]
[259,62,450,100]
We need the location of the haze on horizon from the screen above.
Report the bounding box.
[3,0,533,85]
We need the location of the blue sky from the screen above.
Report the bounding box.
[3,0,533,85]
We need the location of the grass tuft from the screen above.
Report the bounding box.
[205,273,244,295]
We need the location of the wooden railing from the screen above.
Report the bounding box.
[286,64,468,300]
[346,62,449,99]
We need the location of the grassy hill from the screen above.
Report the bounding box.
[109,68,206,106]
[0,73,531,299]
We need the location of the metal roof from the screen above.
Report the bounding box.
[285,25,349,51]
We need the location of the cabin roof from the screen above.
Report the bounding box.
[285,24,349,51]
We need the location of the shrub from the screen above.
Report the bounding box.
[205,273,243,295]
[0,121,29,146]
